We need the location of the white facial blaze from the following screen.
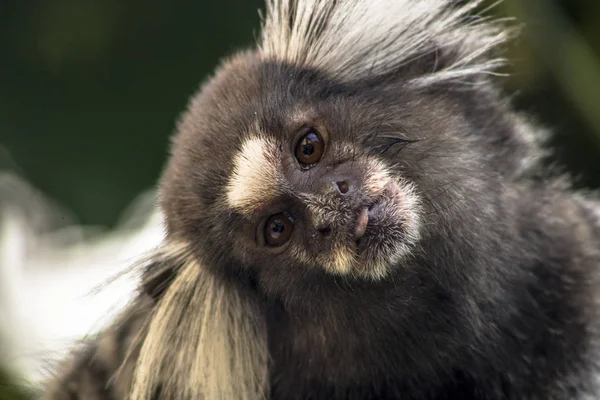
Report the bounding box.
[226,137,282,215]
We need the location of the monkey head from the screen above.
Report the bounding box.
[161,61,521,302]
[158,2,527,304]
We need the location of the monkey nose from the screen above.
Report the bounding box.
[335,180,349,194]
[317,224,333,237]
[354,207,369,239]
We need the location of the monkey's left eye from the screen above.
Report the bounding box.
[264,212,294,247]
[295,128,324,165]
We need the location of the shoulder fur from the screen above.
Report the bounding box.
[260,0,511,86]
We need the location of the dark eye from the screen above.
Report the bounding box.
[264,212,294,247]
[295,128,324,165]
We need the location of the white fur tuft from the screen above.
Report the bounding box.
[260,0,510,85]
[130,243,269,400]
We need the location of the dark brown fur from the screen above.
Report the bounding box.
[43,1,600,399]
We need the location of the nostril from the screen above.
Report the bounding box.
[318,225,333,237]
[336,181,349,194]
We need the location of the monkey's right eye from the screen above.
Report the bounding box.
[264,212,294,247]
[295,128,324,165]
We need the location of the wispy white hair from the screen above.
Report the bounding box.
[260,0,511,86]
[0,172,161,384]
[129,243,269,400]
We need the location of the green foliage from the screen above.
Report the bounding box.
[0,0,264,227]
[0,369,28,400]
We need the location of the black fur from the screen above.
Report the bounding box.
[155,51,600,398]
[44,2,600,399]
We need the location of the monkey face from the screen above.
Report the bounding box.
[222,118,422,280]
[160,54,492,289]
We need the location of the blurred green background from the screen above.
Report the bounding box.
[0,0,599,398]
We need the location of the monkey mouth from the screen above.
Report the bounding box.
[320,179,421,280]
[353,192,387,250]
[352,198,383,240]
[352,180,421,259]
[354,206,370,239]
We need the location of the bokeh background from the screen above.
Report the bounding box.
[1,0,599,398]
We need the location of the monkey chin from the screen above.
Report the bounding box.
[326,178,423,281]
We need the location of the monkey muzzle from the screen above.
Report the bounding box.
[297,159,422,278]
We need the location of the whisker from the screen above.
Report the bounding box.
[368,136,422,155]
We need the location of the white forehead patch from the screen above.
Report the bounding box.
[226,137,282,215]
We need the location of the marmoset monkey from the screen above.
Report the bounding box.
[43,0,600,399]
